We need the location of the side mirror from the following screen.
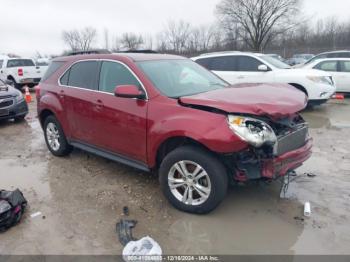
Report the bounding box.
[114,85,146,99]
[258,64,269,72]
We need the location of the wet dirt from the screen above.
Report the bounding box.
[0,95,350,255]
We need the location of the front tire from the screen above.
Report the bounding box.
[159,146,228,214]
[44,115,72,156]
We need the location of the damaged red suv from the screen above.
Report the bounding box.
[37,52,312,214]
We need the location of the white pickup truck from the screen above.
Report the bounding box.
[0,56,43,90]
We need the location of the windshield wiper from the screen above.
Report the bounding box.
[209,82,226,87]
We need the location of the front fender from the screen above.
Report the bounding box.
[147,100,248,167]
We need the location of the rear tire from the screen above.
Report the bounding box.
[43,115,72,156]
[8,78,22,90]
[159,146,228,214]
[14,115,26,122]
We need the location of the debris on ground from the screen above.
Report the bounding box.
[0,189,27,232]
[306,173,317,178]
[122,236,162,261]
[30,212,42,218]
[304,202,311,217]
[116,219,138,246]
[123,206,129,216]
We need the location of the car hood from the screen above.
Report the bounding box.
[179,83,307,119]
[0,84,19,97]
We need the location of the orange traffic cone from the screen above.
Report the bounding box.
[24,86,32,103]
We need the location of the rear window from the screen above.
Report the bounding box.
[315,61,338,72]
[196,56,237,71]
[7,59,35,68]
[41,61,65,82]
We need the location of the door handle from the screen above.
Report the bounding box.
[237,75,245,79]
[59,90,65,99]
[94,99,104,110]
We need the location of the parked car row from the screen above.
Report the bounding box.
[192,51,336,105]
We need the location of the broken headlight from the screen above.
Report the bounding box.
[227,115,277,148]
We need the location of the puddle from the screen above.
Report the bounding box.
[0,159,50,198]
[165,184,304,255]
[302,99,350,129]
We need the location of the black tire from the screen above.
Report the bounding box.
[14,115,26,122]
[43,115,72,156]
[8,78,22,90]
[159,146,228,214]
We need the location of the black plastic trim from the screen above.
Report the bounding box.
[69,140,150,172]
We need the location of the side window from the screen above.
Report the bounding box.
[237,56,263,72]
[340,61,350,72]
[41,61,64,82]
[60,70,70,85]
[315,61,337,72]
[196,58,212,70]
[210,56,237,71]
[0,60,3,68]
[99,61,140,93]
[67,61,99,90]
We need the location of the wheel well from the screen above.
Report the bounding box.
[39,109,54,126]
[156,137,210,168]
[7,75,15,82]
[289,83,308,97]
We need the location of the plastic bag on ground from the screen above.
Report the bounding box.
[122,236,162,262]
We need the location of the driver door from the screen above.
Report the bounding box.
[94,61,148,163]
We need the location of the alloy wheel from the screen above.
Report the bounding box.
[168,160,212,206]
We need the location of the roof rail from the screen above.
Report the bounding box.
[117,50,158,54]
[67,49,112,56]
[199,51,241,56]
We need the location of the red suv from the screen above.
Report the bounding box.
[37,53,312,214]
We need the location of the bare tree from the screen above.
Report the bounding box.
[188,25,216,53]
[62,27,97,51]
[161,20,192,53]
[216,0,302,51]
[119,33,144,50]
[104,28,110,50]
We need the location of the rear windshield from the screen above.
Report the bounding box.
[7,59,35,68]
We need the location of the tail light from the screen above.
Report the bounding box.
[35,85,41,100]
[18,68,23,76]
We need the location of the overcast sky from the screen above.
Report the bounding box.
[1,0,349,57]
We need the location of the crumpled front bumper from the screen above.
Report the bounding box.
[261,138,313,179]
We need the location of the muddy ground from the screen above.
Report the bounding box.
[0,94,350,255]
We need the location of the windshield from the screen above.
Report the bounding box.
[259,55,291,69]
[137,59,229,98]
[7,59,35,67]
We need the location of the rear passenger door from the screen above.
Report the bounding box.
[59,60,100,145]
[95,61,148,163]
[314,60,340,89]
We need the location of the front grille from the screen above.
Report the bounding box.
[33,78,41,83]
[0,99,14,108]
[275,124,308,156]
